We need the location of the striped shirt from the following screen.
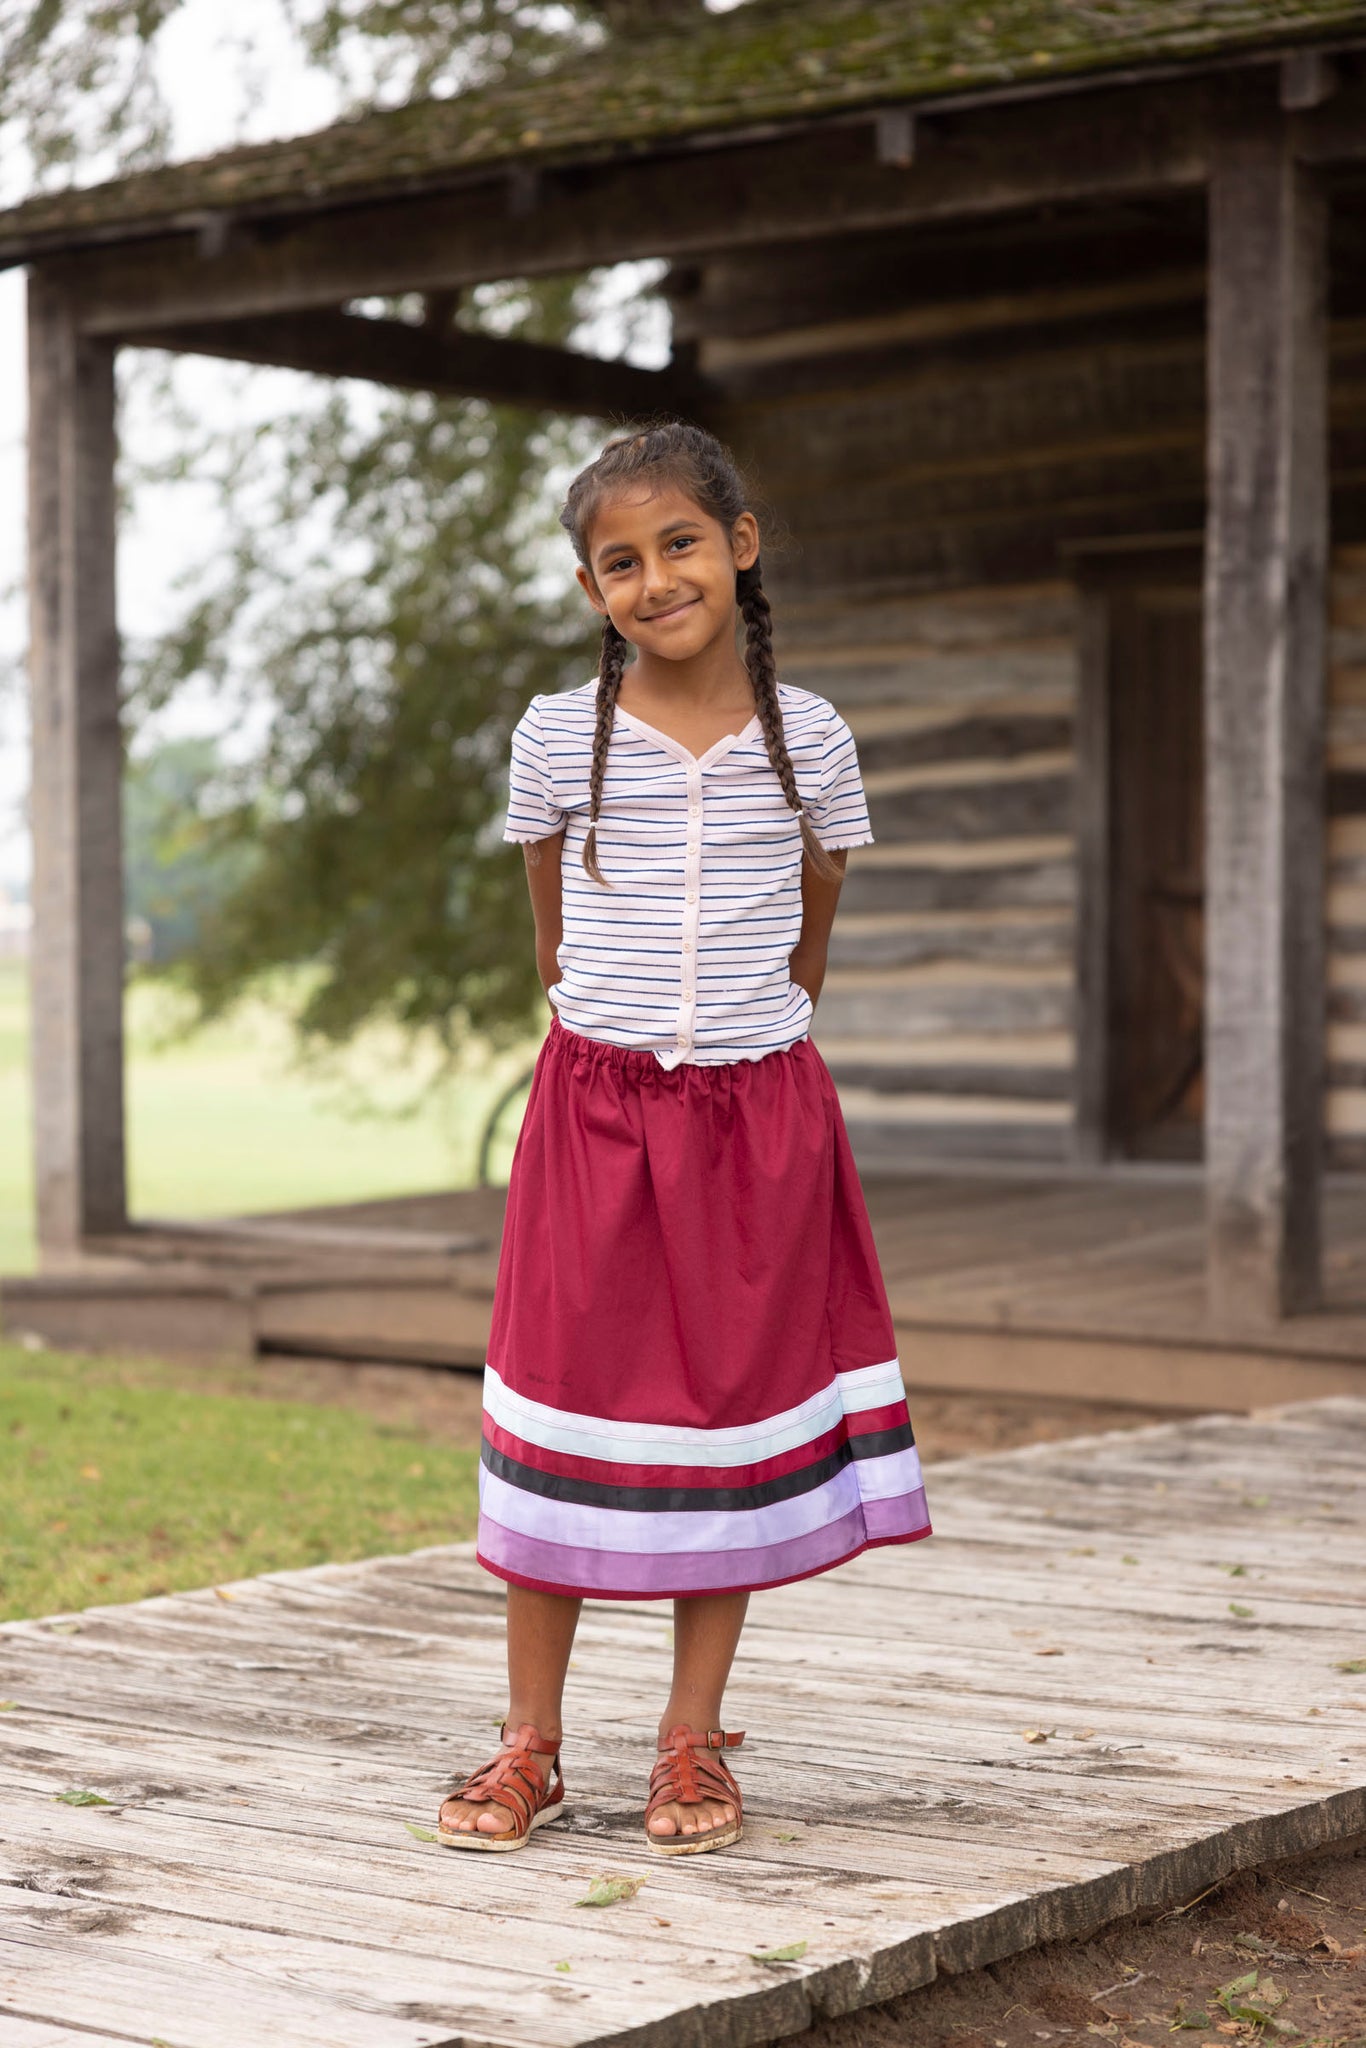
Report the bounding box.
[502,679,874,1067]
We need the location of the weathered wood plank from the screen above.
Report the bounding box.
[25,272,126,1257]
[124,307,699,420]
[41,81,1218,333]
[1204,115,1329,1323]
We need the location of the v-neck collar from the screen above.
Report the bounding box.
[614,703,761,769]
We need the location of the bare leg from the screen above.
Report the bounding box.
[648,1590,749,1840]
[440,1586,582,1836]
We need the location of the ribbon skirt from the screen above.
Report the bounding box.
[477,1015,931,1599]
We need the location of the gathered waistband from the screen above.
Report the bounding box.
[545,1012,812,1078]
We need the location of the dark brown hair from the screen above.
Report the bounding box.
[559,421,841,886]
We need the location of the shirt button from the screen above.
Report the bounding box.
[683,939,693,951]
[687,891,697,903]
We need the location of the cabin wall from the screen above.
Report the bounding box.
[770,581,1078,1165]
[688,208,1359,1173]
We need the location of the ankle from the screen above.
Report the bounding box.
[504,1713,562,1751]
[657,1712,723,1747]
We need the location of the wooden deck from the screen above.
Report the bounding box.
[8,1171,1366,1408]
[3,1398,1365,2048]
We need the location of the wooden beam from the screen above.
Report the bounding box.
[1204,116,1329,1325]
[41,78,1219,336]
[26,273,127,1258]
[120,308,703,419]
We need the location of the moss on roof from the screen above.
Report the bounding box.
[3,0,1364,254]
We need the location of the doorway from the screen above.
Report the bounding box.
[1074,546,1205,1162]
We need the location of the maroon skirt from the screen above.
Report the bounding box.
[476,1016,930,1599]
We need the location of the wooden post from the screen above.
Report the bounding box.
[1204,118,1327,1324]
[26,270,127,1259]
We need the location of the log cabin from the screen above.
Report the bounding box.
[4,0,1366,1374]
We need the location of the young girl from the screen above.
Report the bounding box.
[436,422,930,1856]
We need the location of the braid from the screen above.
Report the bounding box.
[561,422,843,883]
[582,616,628,886]
[741,575,842,882]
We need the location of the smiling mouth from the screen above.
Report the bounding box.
[640,597,700,623]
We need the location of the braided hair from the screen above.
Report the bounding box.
[559,421,842,887]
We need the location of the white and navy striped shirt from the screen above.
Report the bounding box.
[503,680,873,1068]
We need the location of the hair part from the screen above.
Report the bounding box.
[560,420,841,887]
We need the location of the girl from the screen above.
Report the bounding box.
[437,422,930,1857]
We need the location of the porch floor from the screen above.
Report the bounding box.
[2,1399,1364,2048]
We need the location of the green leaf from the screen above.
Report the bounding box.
[46,1621,81,1635]
[554,1960,571,1973]
[0,1700,16,1712]
[750,1940,808,1964]
[575,1874,646,1908]
[1229,1602,1254,1618]
[775,1830,800,1843]
[403,1822,442,1843]
[1241,1495,1271,1509]
[1335,1657,1366,1674]
[54,1789,111,1807]
[1223,1564,1248,1576]
[1169,2008,1211,2030]
[1121,1555,1139,1566]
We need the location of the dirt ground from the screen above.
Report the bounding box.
[800,1839,1366,2048]
[131,1349,1184,1464]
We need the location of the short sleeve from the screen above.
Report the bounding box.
[503,696,567,843]
[807,709,874,850]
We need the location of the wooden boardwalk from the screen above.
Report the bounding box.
[2,1399,1365,2048]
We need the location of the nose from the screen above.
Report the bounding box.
[640,552,677,600]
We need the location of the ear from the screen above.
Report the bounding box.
[576,563,610,616]
[730,511,760,574]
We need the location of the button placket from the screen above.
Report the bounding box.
[675,762,704,1054]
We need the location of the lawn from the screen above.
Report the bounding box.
[0,960,539,1274]
[0,1338,482,1622]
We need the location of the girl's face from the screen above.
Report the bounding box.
[577,485,760,666]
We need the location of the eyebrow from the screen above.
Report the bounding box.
[593,518,700,567]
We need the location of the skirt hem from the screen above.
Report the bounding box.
[475,1522,932,1603]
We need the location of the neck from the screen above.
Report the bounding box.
[628,619,752,707]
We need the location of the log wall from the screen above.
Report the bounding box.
[680,203,1362,1171]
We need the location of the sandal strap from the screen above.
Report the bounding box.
[646,1724,744,1825]
[446,1720,562,1840]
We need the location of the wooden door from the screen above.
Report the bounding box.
[1106,584,1205,1159]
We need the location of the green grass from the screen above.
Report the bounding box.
[0,961,539,1275]
[0,1341,481,1622]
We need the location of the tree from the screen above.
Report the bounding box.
[2,0,655,1060]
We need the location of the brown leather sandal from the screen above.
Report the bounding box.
[645,1724,744,1857]
[436,1721,566,1852]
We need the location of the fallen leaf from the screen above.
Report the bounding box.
[1335,1657,1366,1674]
[1169,2008,1211,2031]
[1022,1728,1056,1744]
[554,1960,571,1973]
[1070,1546,1096,1557]
[54,1789,111,1806]
[1241,1495,1270,1509]
[1073,1729,1096,1741]
[651,1916,672,1926]
[775,1830,801,1842]
[47,1621,80,1634]
[212,1586,236,1603]
[750,1940,808,1964]
[403,1822,442,1843]
[0,1701,16,1712]
[1229,1603,1254,1618]
[1121,1555,1140,1566]
[576,1874,646,1908]
[1223,1564,1248,1576]
[1034,1647,1065,1657]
